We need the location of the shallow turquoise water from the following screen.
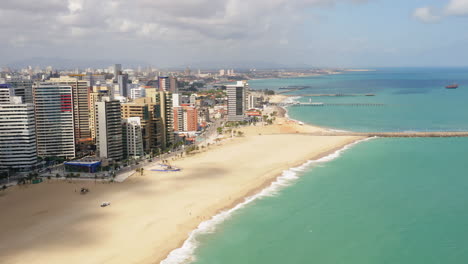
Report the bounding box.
[252,68,468,132]
[191,138,468,264]
[171,69,468,264]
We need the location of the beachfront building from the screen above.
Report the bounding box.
[173,106,198,132]
[154,91,174,148]
[226,81,248,121]
[0,93,37,172]
[122,117,144,158]
[47,76,91,144]
[121,97,163,153]
[33,83,76,159]
[95,97,123,161]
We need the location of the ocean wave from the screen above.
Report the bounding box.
[282,96,301,121]
[160,137,374,264]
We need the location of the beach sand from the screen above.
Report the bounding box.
[0,121,363,264]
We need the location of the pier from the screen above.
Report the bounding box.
[283,94,376,97]
[278,102,386,107]
[298,131,468,138]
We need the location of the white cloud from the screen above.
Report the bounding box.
[0,0,372,66]
[445,0,468,15]
[412,7,441,23]
[414,0,468,24]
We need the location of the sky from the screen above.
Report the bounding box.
[1,0,468,68]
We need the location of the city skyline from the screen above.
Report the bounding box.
[1,0,468,68]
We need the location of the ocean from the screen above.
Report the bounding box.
[163,68,468,264]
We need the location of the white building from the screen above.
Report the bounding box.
[172,93,180,107]
[0,95,37,172]
[33,83,76,159]
[131,87,146,100]
[189,94,197,106]
[123,117,144,158]
[226,81,248,121]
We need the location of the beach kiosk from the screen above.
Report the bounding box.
[64,161,102,173]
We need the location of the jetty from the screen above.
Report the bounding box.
[284,94,375,97]
[278,102,386,107]
[298,131,468,138]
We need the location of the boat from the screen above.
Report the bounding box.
[446,84,458,89]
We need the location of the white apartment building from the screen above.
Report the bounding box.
[123,117,144,158]
[0,96,37,172]
[130,87,146,100]
[33,83,76,159]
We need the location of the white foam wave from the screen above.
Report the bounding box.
[282,96,301,122]
[159,137,375,264]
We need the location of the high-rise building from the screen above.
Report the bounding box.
[0,93,37,172]
[95,97,123,160]
[122,117,144,158]
[0,85,12,104]
[89,87,110,141]
[226,81,248,122]
[154,91,174,148]
[33,83,76,159]
[130,87,146,100]
[113,64,122,78]
[4,79,34,104]
[173,106,198,132]
[83,74,106,86]
[117,74,128,97]
[219,69,225,76]
[48,76,91,143]
[169,76,178,93]
[158,76,169,92]
[121,97,163,152]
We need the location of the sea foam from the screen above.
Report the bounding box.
[160,137,375,264]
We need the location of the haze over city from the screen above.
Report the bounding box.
[2,0,468,68]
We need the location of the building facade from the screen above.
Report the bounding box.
[48,76,91,143]
[121,97,163,153]
[226,81,248,122]
[4,79,34,104]
[95,97,123,161]
[0,96,37,172]
[122,117,144,158]
[173,106,198,132]
[154,91,174,148]
[33,83,76,159]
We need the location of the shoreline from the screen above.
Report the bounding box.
[160,136,371,264]
[0,96,366,264]
[158,98,364,263]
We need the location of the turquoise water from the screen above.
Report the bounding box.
[163,69,468,264]
[253,68,468,132]
[190,138,468,264]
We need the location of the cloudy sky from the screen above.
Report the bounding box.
[1,0,468,68]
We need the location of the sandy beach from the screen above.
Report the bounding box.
[0,107,364,264]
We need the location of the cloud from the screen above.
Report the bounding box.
[0,0,371,66]
[445,0,468,16]
[412,7,441,23]
[413,0,468,23]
